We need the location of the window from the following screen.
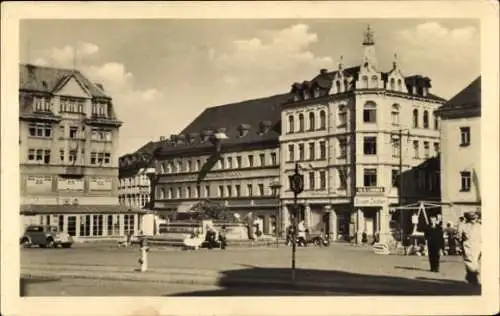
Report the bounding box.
[28,149,35,161]
[338,168,347,189]
[371,75,378,88]
[460,127,470,146]
[392,169,400,188]
[298,113,304,132]
[392,138,400,157]
[423,110,429,129]
[60,150,65,162]
[434,142,440,155]
[195,186,201,198]
[34,97,51,112]
[205,185,210,197]
[397,79,403,91]
[124,215,135,235]
[177,161,183,172]
[309,172,315,190]
[288,144,294,162]
[308,112,315,130]
[79,215,91,236]
[58,215,64,232]
[298,143,305,160]
[413,140,419,158]
[288,115,295,133]
[259,153,265,166]
[187,187,192,198]
[336,80,341,93]
[423,141,430,158]
[413,109,419,128]
[176,187,181,198]
[338,105,347,126]
[247,184,253,197]
[390,78,395,90]
[92,215,103,236]
[218,185,224,197]
[363,137,377,155]
[362,76,368,88]
[186,161,192,172]
[434,112,439,130]
[308,142,315,160]
[319,141,326,159]
[363,102,376,123]
[319,110,326,130]
[196,160,201,171]
[339,138,347,158]
[271,152,277,165]
[36,149,43,161]
[227,157,233,169]
[69,150,77,163]
[391,104,400,125]
[61,97,85,113]
[104,153,110,164]
[28,123,52,138]
[69,126,78,139]
[168,188,173,199]
[106,215,113,236]
[226,185,232,197]
[235,185,241,197]
[363,168,377,187]
[258,184,265,196]
[248,155,254,167]
[42,149,50,164]
[319,171,326,190]
[236,156,242,168]
[460,171,471,192]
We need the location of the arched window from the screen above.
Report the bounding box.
[362,76,368,89]
[390,78,395,90]
[371,75,378,88]
[288,115,295,133]
[434,111,439,130]
[160,188,166,199]
[309,112,315,131]
[319,110,326,130]
[336,80,341,93]
[397,79,403,91]
[423,110,429,129]
[344,79,349,91]
[298,113,304,132]
[413,109,419,128]
[391,104,400,125]
[363,102,377,123]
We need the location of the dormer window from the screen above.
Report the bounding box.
[258,121,272,135]
[313,87,320,98]
[371,75,378,88]
[397,79,402,91]
[303,90,310,100]
[201,130,213,142]
[362,76,368,89]
[238,124,251,137]
[336,80,341,93]
[390,78,395,90]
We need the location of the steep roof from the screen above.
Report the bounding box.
[119,141,160,178]
[156,93,290,157]
[436,76,481,119]
[19,64,109,99]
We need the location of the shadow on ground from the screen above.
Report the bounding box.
[168,266,481,296]
[20,276,60,296]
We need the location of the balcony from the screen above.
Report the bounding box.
[85,115,123,128]
[355,187,385,195]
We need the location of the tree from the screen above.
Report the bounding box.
[190,199,231,221]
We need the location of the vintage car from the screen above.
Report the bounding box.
[20,225,73,248]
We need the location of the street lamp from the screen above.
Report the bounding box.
[270,180,282,248]
[288,163,304,282]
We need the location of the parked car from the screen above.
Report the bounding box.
[20,225,73,248]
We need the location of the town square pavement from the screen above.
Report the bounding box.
[20,242,480,296]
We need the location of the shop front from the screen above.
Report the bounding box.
[353,192,391,244]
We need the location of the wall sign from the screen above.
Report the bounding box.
[26,176,52,192]
[159,171,242,183]
[354,196,386,207]
[89,177,112,191]
[57,178,84,191]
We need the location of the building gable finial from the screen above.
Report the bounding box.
[338,55,344,70]
[393,53,398,69]
[363,24,374,46]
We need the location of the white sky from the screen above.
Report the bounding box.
[20,19,480,156]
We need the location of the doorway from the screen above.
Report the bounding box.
[67,216,76,236]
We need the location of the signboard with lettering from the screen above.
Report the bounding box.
[158,171,243,183]
[57,178,84,191]
[356,187,385,194]
[89,177,113,191]
[354,196,386,207]
[26,176,52,192]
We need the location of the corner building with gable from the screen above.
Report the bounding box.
[279,26,445,243]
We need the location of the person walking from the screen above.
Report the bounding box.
[461,211,481,285]
[424,216,445,272]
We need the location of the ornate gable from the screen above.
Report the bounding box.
[53,75,91,99]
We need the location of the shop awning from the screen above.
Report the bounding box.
[20,204,148,215]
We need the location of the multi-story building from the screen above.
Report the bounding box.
[436,76,481,224]
[19,64,144,240]
[152,95,287,235]
[118,141,159,209]
[279,26,445,243]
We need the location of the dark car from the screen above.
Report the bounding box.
[20,225,73,248]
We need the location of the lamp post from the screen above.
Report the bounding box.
[270,180,282,248]
[288,163,304,282]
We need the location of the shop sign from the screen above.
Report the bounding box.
[354,196,386,207]
[89,177,112,191]
[57,178,84,191]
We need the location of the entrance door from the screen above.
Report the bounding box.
[67,216,76,236]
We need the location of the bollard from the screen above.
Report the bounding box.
[138,236,149,272]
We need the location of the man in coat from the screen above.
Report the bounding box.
[424,216,445,272]
[461,211,481,285]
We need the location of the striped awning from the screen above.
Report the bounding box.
[20,204,148,215]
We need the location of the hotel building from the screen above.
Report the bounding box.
[19,64,144,240]
[279,26,445,243]
[436,77,481,224]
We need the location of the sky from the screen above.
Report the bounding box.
[20,19,480,156]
